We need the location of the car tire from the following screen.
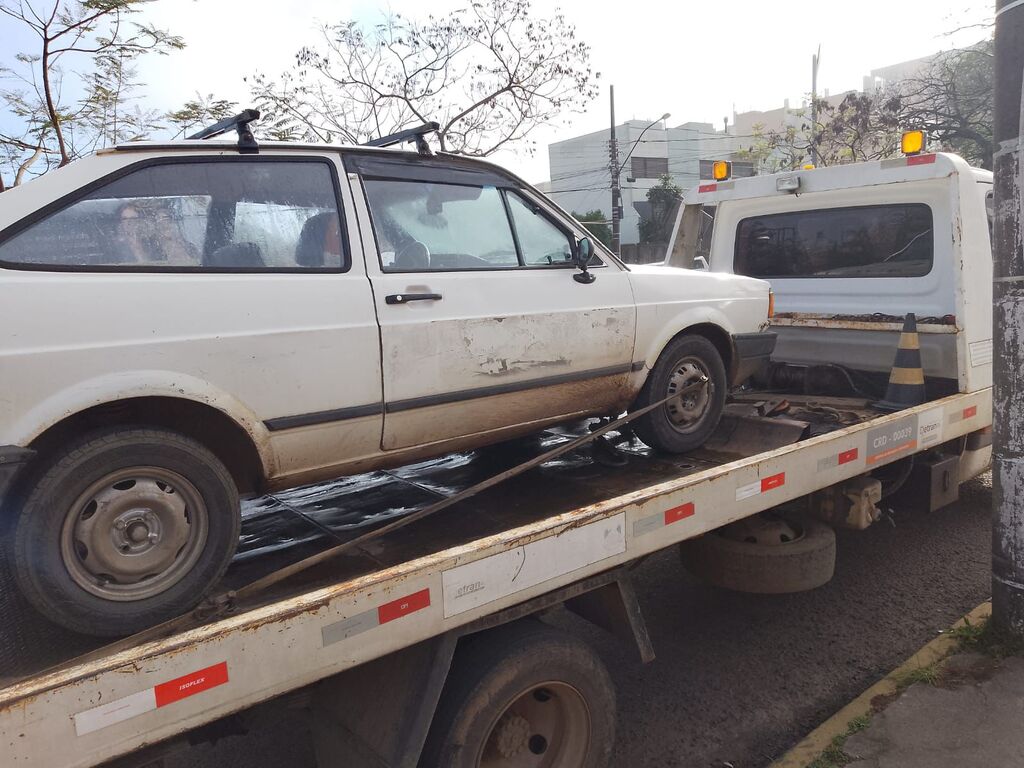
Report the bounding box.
[12,427,240,637]
[631,334,727,453]
[419,619,616,768]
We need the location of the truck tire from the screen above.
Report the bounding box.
[631,334,727,453]
[420,619,616,768]
[12,427,240,637]
[680,515,836,593]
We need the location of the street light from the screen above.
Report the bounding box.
[609,105,670,255]
[620,112,671,177]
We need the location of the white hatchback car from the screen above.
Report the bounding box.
[0,118,774,636]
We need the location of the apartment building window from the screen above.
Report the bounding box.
[630,156,669,179]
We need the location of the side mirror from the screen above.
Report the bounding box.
[693,255,710,271]
[573,237,596,284]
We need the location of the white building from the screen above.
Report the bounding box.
[546,120,739,246]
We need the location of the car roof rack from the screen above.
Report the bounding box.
[187,109,261,154]
[363,122,439,156]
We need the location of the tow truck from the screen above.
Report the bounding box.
[0,132,995,768]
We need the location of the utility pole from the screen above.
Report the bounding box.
[609,85,622,256]
[992,0,1024,635]
[810,45,821,166]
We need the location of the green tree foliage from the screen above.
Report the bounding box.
[0,0,184,190]
[571,209,610,247]
[639,174,682,244]
[247,0,599,155]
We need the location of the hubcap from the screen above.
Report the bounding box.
[479,682,591,767]
[60,467,208,601]
[666,356,712,433]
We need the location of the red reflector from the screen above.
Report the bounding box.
[154,662,229,708]
[761,473,785,492]
[698,183,717,193]
[963,405,978,419]
[907,154,936,166]
[664,502,695,525]
[838,448,859,465]
[378,588,431,624]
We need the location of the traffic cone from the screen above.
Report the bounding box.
[874,313,926,412]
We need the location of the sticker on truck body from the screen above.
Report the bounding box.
[866,415,918,466]
[441,514,626,618]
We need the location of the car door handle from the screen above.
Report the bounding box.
[385,293,443,305]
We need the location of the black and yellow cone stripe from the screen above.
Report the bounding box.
[874,313,926,412]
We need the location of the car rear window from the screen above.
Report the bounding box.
[734,203,933,278]
[0,159,346,271]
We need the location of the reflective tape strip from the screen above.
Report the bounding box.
[321,588,432,647]
[736,472,786,500]
[880,154,936,169]
[632,502,695,538]
[817,447,860,472]
[74,662,229,736]
[949,405,978,424]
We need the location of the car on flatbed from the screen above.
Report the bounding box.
[0,116,775,637]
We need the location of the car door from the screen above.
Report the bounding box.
[346,153,638,452]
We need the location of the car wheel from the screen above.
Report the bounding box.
[632,334,727,453]
[13,427,240,637]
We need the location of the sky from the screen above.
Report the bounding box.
[2,0,995,184]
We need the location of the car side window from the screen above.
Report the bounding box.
[506,192,574,267]
[362,179,519,271]
[0,160,346,271]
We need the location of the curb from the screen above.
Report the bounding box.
[769,599,992,768]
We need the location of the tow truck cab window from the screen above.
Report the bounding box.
[734,203,933,279]
[0,159,346,271]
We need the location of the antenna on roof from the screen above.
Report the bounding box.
[187,109,261,154]
[363,122,439,156]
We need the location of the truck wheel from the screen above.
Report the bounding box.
[420,620,616,768]
[13,428,240,637]
[632,334,727,453]
[679,514,836,593]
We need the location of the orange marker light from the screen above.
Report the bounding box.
[901,130,926,156]
[712,161,731,181]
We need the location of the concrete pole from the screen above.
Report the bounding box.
[810,46,820,166]
[991,0,1024,635]
[609,85,622,256]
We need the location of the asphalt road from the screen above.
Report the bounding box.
[165,473,993,768]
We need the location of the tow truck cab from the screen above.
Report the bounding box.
[667,151,993,400]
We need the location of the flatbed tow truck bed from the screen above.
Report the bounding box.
[0,388,991,768]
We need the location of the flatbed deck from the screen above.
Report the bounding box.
[0,389,991,768]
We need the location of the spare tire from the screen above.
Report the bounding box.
[680,515,836,593]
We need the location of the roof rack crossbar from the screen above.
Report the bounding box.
[187,109,261,154]
[363,122,439,155]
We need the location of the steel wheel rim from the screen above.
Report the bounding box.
[478,681,592,768]
[59,466,209,601]
[666,355,712,433]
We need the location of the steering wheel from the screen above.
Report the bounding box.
[394,240,431,270]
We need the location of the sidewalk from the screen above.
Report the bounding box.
[772,601,1024,768]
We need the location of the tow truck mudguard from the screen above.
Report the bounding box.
[0,446,34,503]
[731,331,777,385]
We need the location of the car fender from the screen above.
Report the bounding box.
[634,301,742,376]
[5,370,276,477]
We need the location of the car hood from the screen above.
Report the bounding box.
[625,263,770,302]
